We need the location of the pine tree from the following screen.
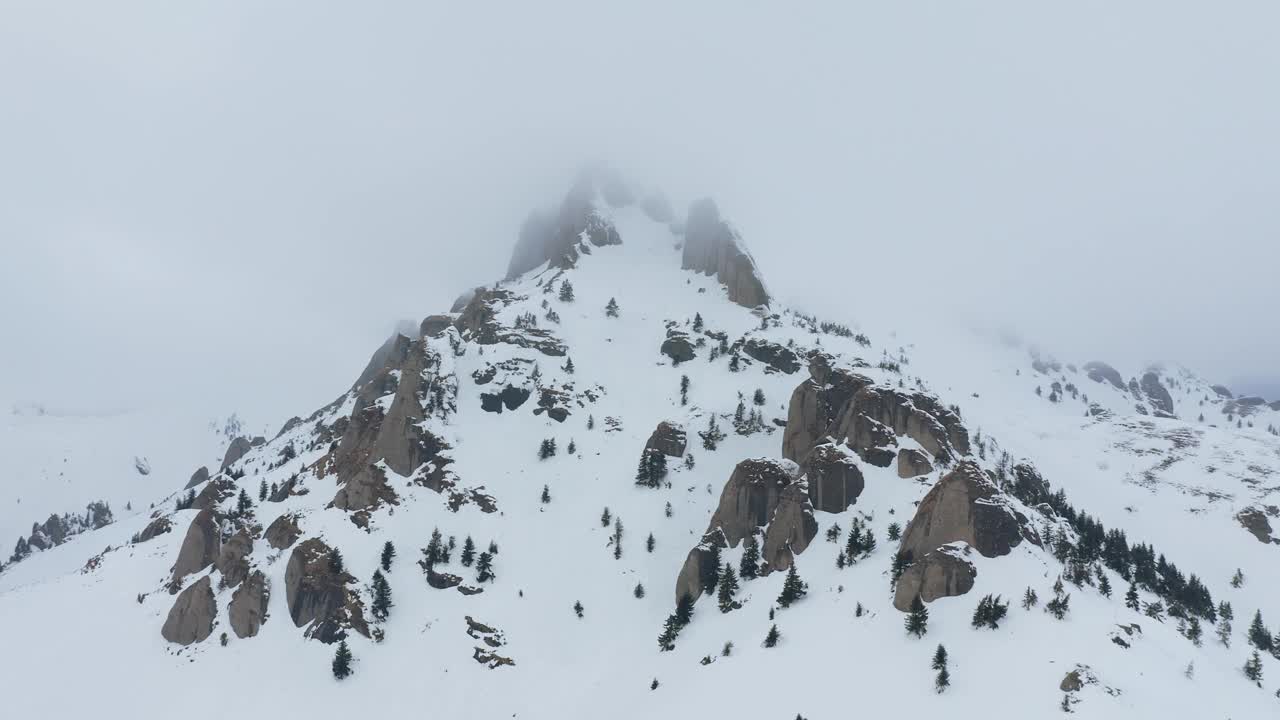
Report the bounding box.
[635,448,667,488]
[587,414,595,430]
[1125,583,1140,611]
[906,595,929,637]
[753,388,765,406]
[1098,572,1112,598]
[657,615,680,651]
[424,528,444,567]
[541,485,551,504]
[701,544,722,595]
[236,489,253,516]
[740,535,760,579]
[1186,616,1203,646]
[887,522,901,541]
[935,666,950,694]
[971,594,1009,630]
[380,541,395,572]
[1231,568,1245,588]
[729,355,741,372]
[573,601,584,618]
[932,644,948,671]
[558,280,574,302]
[1022,587,1039,610]
[692,312,703,331]
[258,480,268,501]
[475,551,494,583]
[1244,651,1264,686]
[776,565,807,608]
[566,439,576,454]
[717,563,740,613]
[538,438,557,460]
[675,592,695,626]
[601,507,612,527]
[329,548,345,574]
[1218,618,1233,647]
[605,297,619,317]
[460,536,476,567]
[563,357,575,374]
[1248,611,1272,651]
[332,639,353,679]
[1046,593,1071,620]
[646,533,655,553]
[634,582,645,599]
[371,570,393,621]
[269,481,278,499]
[763,624,780,648]
[680,375,690,406]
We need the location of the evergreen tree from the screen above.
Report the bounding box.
[692,312,703,331]
[1125,583,1140,611]
[1046,593,1071,620]
[538,438,557,460]
[605,297,619,317]
[701,544,722,595]
[587,414,595,430]
[753,388,765,406]
[236,489,253,516]
[573,600,584,618]
[541,484,551,504]
[664,501,673,518]
[657,615,680,651]
[634,582,645,599]
[675,593,695,626]
[371,570,393,621]
[905,595,929,637]
[329,548,345,574]
[424,528,444,567]
[717,563,740,613]
[1022,587,1039,610]
[1186,616,1203,646]
[558,280,574,302]
[971,594,1009,630]
[651,678,659,690]
[460,536,476,567]
[740,535,760,579]
[1231,568,1245,588]
[729,355,741,372]
[635,448,668,488]
[1098,572,1112,598]
[475,551,495,583]
[332,639,353,680]
[1220,601,1235,621]
[763,624,781,648]
[932,644,948,671]
[862,531,877,557]
[563,357,575,374]
[887,522,901,541]
[567,439,576,454]
[1244,651,1264,686]
[700,415,723,451]
[269,481,278,499]
[1217,618,1233,647]
[680,375,690,406]
[1248,611,1272,651]
[777,565,807,608]
[646,533,655,553]
[380,541,395,572]
[258,480,268,501]
[601,507,612,527]
[935,666,950,694]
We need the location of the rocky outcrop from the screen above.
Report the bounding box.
[681,198,769,309]
[897,448,934,478]
[1236,507,1278,545]
[132,516,172,544]
[1140,372,1175,417]
[171,509,221,585]
[185,466,210,490]
[742,338,800,374]
[454,289,567,356]
[808,381,969,467]
[802,443,863,513]
[285,538,369,643]
[760,479,818,573]
[781,355,874,463]
[161,576,216,645]
[229,571,269,639]
[898,461,1035,565]
[419,314,454,338]
[660,331,696,364]
[215,529,254,588]
[192,476,237,515]
[892,544,976,611]
[1211,384,1233,399]
[505,171,622,280]
[221,436,252,471]
[265,513,302,550]
[480,386,531,413]
[645,422,687,458]
[8,503,114,564]
[1083,361,1126,391]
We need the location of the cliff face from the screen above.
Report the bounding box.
[681,198,770,310]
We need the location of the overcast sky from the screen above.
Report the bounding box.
[2,1,1277,427]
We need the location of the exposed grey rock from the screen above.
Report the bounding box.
[1083,361,1126,391]
[229,570,269,639]
[1140,372,1175,417]
[454,289,567,356]
[161,576,216,645]
[480,386,531,413]
[220,437,252,471]
[742,338,800,374]
[1211,384,1233,399]
[760,478,818,573]
[896,448,934,478]
[892,544,976,611]
[1236,507,1278,544]
[171,509,221,585]
[285,538,370,643]
[827,385,970,466]
[192,476,237,515]
[419,314,454,338]
[660,332,696,364]
[265,513,302,550]
[505,171,622,280]
[132,516,172,544]
[682,198,769,309]
[645,422,687,458]
[898,461,1035,566]
[215,529,254,588]
[802,443,863,513]
[781,356,873,463]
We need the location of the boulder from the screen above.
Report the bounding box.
[132,516,172,544]
[1060,670,1083,693]
[215,529,254,588]
[898,461,1033,562]
[185,466,210,490]
[229,571,269,639]
[673,530,727,604]
[742,338,800,374]
[760,479,818,573]
[1235,507,1278,545]
[480,386,531,413]
[265,513,302,550]
[681,198,770,309]
[220,436,252,471]
[285,538,370,643]
[1083,361,1126,391]
[802,443,864,513]
[1011,462,1051,505]
[171,509,221,585]
[645,422,687,458]
[161,576,217,645]
[897,448,933,478]
[1211,384,1233,399]
[660,333,696,364]
[781,358,873,463]
[706,458,798,547]
[892,544,977,611]
[1140,372,1175,417]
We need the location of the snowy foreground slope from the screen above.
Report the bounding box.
[2,174,1278,719]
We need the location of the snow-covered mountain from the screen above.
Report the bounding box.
[2,169,1278,718]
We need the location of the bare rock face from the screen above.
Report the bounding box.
[192,476,237,515]
[742,338,800,374]
[215,529,254,588]
[505,170,623,280]
[220,436,252,471]
[1236,507,1279,544]
[831,386,970,464]
[802,443,864,513]
[161,576,217,645]
[265,513,302,550]
[229,571,269,639]
[892,544,976,611]
[454,288,567,356]
[660,331,696,364]
[760,479,818,573]
[285,538,370,643]
[897,448,934,478]
[898,461,1034,563]
[673,531,726,604]
[419,314,454,338]
[645,422,687,458]
[1083,361,1126,391]
[480,386,531,414]
[707,458,798,547]
[682,198,769,309]
[171,509,221,585]
[185,466,210,490]
[1210,384,1233,398]
[781,356,873,463]
[132,516,173,544]
[1140,372,1176,417]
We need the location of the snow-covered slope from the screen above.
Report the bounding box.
[2,175,1277,719]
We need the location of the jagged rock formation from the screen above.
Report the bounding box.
[161,576,216,645]
[221,436,252,471]
[1210,384,1233,398]
[455,289,566,357]
[892,544,976,611]
[505,170,623,280]
[802,443,863,513]
[185,466,210,489]
[132,516,172,544]
[285,538,370,643]
[9,501,113,564]
[229,571,269,639]
[682,198,769,309]
[898,461,1033,562]
[897,448,933,478]
[192,477,236,514]
[645,422,687,458]
[215,529,254,588]
[265,513,302,550]
[1083,361,1126,391]
[1236,507,1278,544]
[171,509,221,586]
[781,354,871,463]
[352,321,422,390]
[742,338,800,374]
[1140,372,1175,417]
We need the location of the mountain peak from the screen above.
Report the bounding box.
[681,197,770,310]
